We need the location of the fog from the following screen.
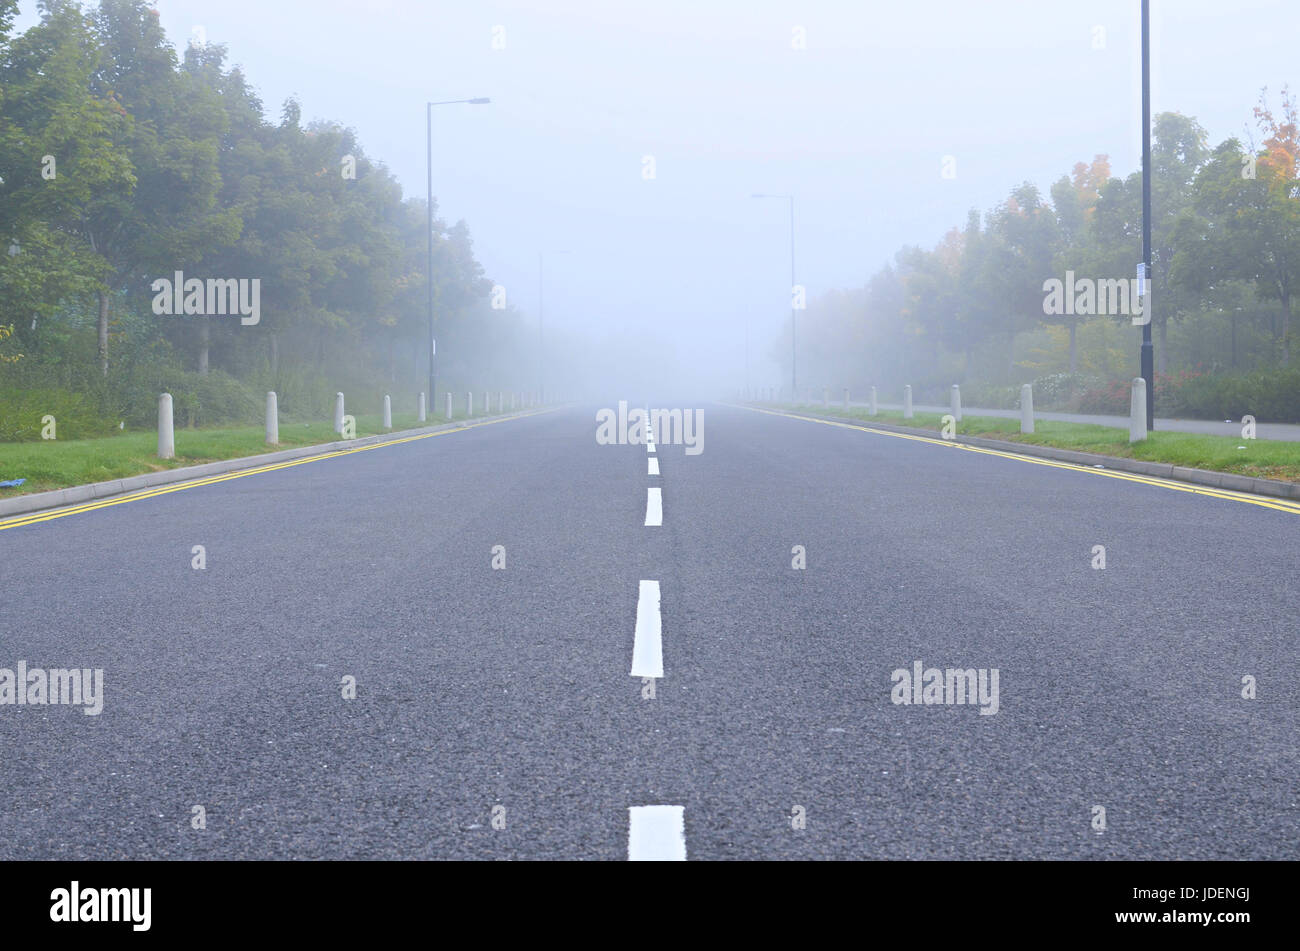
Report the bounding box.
[13,0,1298,402]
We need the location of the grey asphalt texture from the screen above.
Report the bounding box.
[0,403,1296,859]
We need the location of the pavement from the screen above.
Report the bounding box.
[0,402,1295,859]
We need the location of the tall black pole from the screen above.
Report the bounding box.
[1141,0,1155,429]
[426,102,436,413]
[789,195,797,399]
[538,251,544,402]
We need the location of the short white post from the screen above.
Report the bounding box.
[445,392,452,419]
[903,385,913,419]
[467,391,474,416]
[418,392,426,423]
[869,386,878,416]
[157,392,175,459]
[333,392,344,434]
[498,391,504,413]
[265,391,279,444]
[1130,377,1147,442]
[1020,384,1034,434]
[383,394,392,429]
[951,384,962,422]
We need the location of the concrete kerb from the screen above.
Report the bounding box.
[740,402,1300,503]
[0,406,547,520]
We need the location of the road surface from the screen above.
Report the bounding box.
[0,404,1295,859]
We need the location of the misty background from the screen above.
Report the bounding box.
[4,0,1299,418]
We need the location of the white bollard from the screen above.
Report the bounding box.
[157,392,175,459]
[870,386,878,416]
[1130,378,1147,442]
[445,392,452,420]
[418,392,426,423]
[498,391,504,414]
[511,392,516,410]
[1020,384,1034,434]
[903,385,913,419]
[333,392,344,434]
[383,394,392,429]
[265,391,279,444]
[467,392,474,416]
[951,384,962,422]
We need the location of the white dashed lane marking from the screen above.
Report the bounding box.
[628,805,686,861]
[644,487,662,526]
[648,457,660,475]
[630,579,663,678]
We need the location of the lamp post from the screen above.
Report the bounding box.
[1139,2,1155,429]
[427,97,490,411]
[752,193,796,397]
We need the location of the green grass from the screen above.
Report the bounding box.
[781,403,1300,484]
[0,411,470,498]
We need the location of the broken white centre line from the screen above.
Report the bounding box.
[630,579,663,678]
[644,487,662,526]
[648,457,660,475]
[628,805,686,861]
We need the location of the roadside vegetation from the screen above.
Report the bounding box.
[782,403,1300,484]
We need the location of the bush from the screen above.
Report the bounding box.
[163,370,261,428]
[959,382,1021,409]
[1077,379,1132,415]
[1162,366,1300,421]
[0,386,118,441]
[1031,372,1104,410]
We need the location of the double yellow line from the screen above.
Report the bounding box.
[0,411,551,532]
[744,405,1300,516]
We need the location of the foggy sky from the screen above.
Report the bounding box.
[15,0,1299,395]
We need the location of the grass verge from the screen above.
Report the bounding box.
[0,412,467,498]
[779,403,1300,484]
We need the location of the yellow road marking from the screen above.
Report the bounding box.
[0,410,554,532]
[737,404,1300,516]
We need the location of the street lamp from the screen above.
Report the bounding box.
[427,97,490,412]
[752,193,796,398]
[538,249,572,403]
[1139,2,1154,430]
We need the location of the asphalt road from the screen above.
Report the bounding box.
[0,403,1296,859]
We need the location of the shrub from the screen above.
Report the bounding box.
[1031,372,1104,409]
[959,381,1021,409]
[0,386,118,441]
